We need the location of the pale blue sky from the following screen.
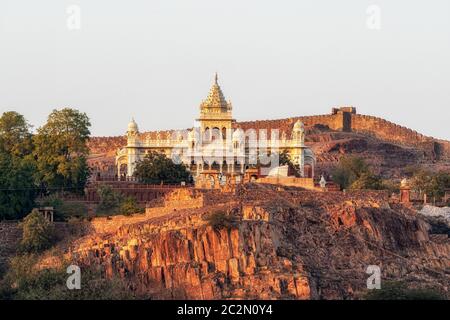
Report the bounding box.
[0,0,449,139]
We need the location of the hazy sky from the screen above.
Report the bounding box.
[0,0,449,139]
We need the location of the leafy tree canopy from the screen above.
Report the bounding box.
[0,111,33,156]
[134,151,191,184]
[332,156,382,190]
[0,154,36,220]
[410,168,450,199]
[96,184,124,214]
[19,209,55,253]
[33,108,91,193]
[0,113,37,219]
[364,281,445,300]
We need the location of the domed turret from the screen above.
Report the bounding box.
[293,120,304,132]
[127,118,139,133]
[292,120,305,147]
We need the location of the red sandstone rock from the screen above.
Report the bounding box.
[62,186,450,300]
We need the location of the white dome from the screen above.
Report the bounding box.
[127,118,139,132]
[293,120,304,132]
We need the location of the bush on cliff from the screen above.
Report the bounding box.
[204,211,238,231]
[364,281,445,300]
[19,209,55,253]
[96,185,143,216]
[96,184,124,215]
[409,169,450,202]
[0,254,141,300]
[118,196,144,216]
[332,156,383,190]
[349,172,383,191]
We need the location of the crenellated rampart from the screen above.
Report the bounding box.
[87,109,450,160]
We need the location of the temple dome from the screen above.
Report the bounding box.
[128,118,139,133]
[200,73,231,112]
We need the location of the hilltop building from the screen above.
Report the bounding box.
[115,74,315,182]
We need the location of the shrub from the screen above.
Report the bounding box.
[349,172,383,190]
[96,185,144,216]
[0,254,37,299]
[204,211,238,231]
[332,156,383,190]
[118,197,144,216]
[58,202,88,219]
[19,209,55,253]
[364,281,445,300]
[96,185,123,215]
[381,179,400,194]
[0,254,144,300]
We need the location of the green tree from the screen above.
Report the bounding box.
[0,111,33,156]
[96,184,123,214]
[278,150,300,174]
[364,281,445,300]
[349,172,383,190]
[19,209,55,253]
[0,152,36,220]
[33,108,91,193]
[278,150,292,166]
[410,169,450,201]
[0,112,37,220]
[134,151,191,184]
[118,196,144,216]
[332,156,382,190]
[261,150,300,176]
[0,254,142,300]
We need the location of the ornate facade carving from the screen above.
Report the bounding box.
[116,74,315,180]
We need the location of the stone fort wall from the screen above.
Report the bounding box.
[87,109,450,160]
[0,221,21,271]
[238,110,448,159]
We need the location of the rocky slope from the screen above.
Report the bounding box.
[66,186,450,299]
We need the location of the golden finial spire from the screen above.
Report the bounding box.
[214,72,218,84]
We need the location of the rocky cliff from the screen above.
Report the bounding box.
[66,186,450,299]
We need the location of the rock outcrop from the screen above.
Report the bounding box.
[67,186,450,299]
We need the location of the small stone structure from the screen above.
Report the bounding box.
[35,207,55,222]
[399,178,411,204]
[0,221,21,270]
